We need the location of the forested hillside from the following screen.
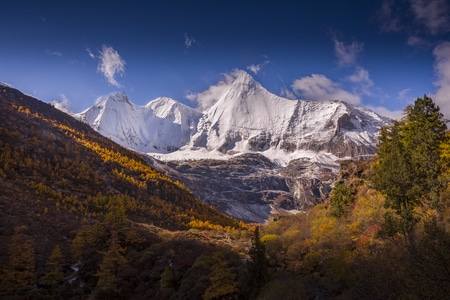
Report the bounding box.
[1,87,449,299]
[255,95,450,299]
[0,86,251,299]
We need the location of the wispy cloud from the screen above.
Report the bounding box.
[247,60,270,75]
[333,38,363,67]
[431,41,450,118]
[185,70,241,111]
[347,67,374,96]
[410,0,450,35]
[184,33,197,49]
[397,88,412,102]
[378,0,403,33]
[365,104,404,120]
[347,68,373,86]
[86,47,95,59]
[378,0,450,47]
[291,74,361,104]
[280,87,296,100]
[97,45,126,87]
[46,50,62,57]
[406,35,428,47]
[50,94,71,113]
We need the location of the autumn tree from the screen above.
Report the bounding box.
[41,244,65,293]
[95,231,127,299]
[203,253,239,300]
[1,226,36,293]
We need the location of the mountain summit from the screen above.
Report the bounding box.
[74,93,201,153]
[75,71,392,222]
[186,70,391,162]
[75,70,391,163]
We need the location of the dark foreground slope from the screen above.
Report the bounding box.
[0,86,249,298]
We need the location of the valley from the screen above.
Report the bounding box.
[1,83,450,299]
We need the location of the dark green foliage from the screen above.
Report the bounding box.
[373,95,447,234]
[243,226,268,299]
[402,95,447,205]
[329,181,354,218]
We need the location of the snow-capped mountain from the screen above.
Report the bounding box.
[189,71,389,159]
[74,70,392,222]
[75,71,390,162]
[74,92,202,153]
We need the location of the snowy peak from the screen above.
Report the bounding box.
[214,70,271,109]
[97,91,133,108]
[75,72,392,162]
[188,72,391,159]
[74,94,202,153]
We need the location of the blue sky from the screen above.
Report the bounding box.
[1,0,450,119]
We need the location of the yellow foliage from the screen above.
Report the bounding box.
[349,185,386,235]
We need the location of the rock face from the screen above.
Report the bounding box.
[75,70,392,222]
[144,153,338,223]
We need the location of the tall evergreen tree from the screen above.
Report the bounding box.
[95,230,127,299]
[41,245,65,293]
[2,226,36,293]
[244,226,268,299]
[373,95,447,234]
[402,95,447,206]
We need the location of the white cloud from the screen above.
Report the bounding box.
[186,71,241,111]
[397,88,412,102]
[291,74,361,104]
[86,47,95,59]
[365,105,404,120]
[280,87,296,100]
[333,38,363,67]
[46,50,62,57]
[346,67,374,96]
[410,0,450,35]
[50,94,71,113]
[247,60,270,74]
[431,41,450,118]
[97,45,126,87]
[406,35,427,47]
[184,33,197,49]
[378,0,403,32]
[347,68,373,86]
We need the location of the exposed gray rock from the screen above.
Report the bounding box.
[144,153,341,223]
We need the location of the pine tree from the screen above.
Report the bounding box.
[41,245,65,293]
[95,231,127,299]
[244,226,268,299]
[402,95,447,206]
[2,226,36,293]
[373,95,447,234]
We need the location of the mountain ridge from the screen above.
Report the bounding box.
[75,70,391,164]
[74,70,392,222]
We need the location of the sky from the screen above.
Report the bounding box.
[1,0,450,120]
